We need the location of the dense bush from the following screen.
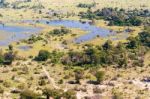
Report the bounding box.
[35,50,50,61]
[50,27,71,36]
[62,41,128,67]
[62,29,150,67]
[127,37,140,49]
[79,8,147,26]
[139,31,150,47]
[49,51,64,63]
[27,35,43,44]
[35,50,64,63]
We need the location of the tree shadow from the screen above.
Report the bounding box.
[68,80,77,84]
[87,80,99,85]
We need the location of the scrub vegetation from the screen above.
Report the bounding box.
[0,0,150,99]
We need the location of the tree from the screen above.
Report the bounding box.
[102,40,113,50]
[139,31,150,47]
[127,37,139,49]
[74,68,84,84]
[128,17,142,26]
[85,47,100,64]
[3,52,15,65]
[95,71,105,84]
[35,50,50,61]
[8,44,13,51]
[43,88,63,99]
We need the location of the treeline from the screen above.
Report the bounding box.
[79,8,150,26]
[61,29,150,67]
[35,28,150,68]
[62,31,150,67]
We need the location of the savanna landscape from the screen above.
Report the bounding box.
[0,0,150,99]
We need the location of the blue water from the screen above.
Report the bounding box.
[23,20,115,43]
[0,24,41,46]
[18,45,32,51]
[0,20,116,46]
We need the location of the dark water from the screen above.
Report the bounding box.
[0,24,41,46]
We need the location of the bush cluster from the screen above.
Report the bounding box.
[79,8,150,26]
[49,27,71,36]
[77,3,95,8]
[35,50,64,63]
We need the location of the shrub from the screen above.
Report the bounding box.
[28,35,43,44]
[74,68,84,84]
[58,79,63,84]
[139,31,150,47]
[43,88,76,99]
[43,88,63,99]
[3,52,15,65]
[38,79,47,86]
[50,27,71,36]
[77,3,95,8]
[3,80,11,88]
[35,50,50,61]
[20,89,42,99]
[95,71,105,84]
[62,90,76,99]
[0,85,4,93]
[8,44,13,51]
[0,55,4,64]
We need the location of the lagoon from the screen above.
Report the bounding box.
[0,20,116,46]
[24,20,115,43]
[0,24,41,46]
